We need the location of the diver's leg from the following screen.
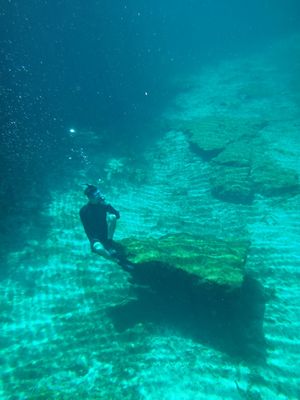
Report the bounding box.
[107,214,117,240]
[92,241,116,260]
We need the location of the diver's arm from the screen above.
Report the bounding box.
[106,204,120,219]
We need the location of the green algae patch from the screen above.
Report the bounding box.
[119,233,248,289]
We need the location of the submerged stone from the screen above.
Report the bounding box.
[210,165,254,204]
[179,116,265,160]
[210,159,299,203]
[175,115,299,203]
[251,160,300,196]
[119,233,248,290]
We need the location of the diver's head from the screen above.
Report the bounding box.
[84,184,105,203]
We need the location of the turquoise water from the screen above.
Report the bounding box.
[1,2,300,399]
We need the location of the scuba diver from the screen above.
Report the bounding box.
[80,184,120,261]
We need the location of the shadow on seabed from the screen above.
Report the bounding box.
[108,262,267,363]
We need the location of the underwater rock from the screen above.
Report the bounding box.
[251,160,300,197]
[210,159,299,203]
[118,233,248,290]
[179,116,265,161]
[176,116,299,203]
[204,139,257,203]
[212,139,256,167]
[210,165,254,204]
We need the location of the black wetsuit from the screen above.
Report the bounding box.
[80,202,120,248]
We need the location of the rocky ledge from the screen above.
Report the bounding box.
[111,234,266,360]
[176,116,299,203]
[118,233,249,291]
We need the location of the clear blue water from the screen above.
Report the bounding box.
[2,1,299,205]
[1,1,300,399]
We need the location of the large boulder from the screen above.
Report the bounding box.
[118,233,248,290]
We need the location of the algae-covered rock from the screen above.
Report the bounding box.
[173,115,298,203]
[119,233,248,289]
[210,165,254,204]
[179,116,265,160]
[251,161,300,196]
[212,139,256,167]
[209,158,299,203]
[176,114,299,203]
